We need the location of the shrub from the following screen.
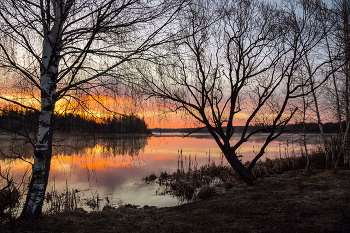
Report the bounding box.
[0,181,20,220]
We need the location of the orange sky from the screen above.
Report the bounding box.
[0,91,301,129]
[0,92,189,128]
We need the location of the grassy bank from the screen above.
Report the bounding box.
[1,165,349,232]
[144,152,315,202]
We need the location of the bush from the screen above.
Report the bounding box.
[0,181,20,220]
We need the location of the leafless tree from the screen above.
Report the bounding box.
[0,0,186,219]
[296,0,338,169]
[136,0,337,183]
[320,0,350,167]
[298,73,313,169]
[334,0,350,167]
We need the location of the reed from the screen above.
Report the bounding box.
[153,153,237,202]
[85,191,101,211]
[142,173,158,183]
[45,181,107,213]
[45,181,80,213]
[153,148,333,202]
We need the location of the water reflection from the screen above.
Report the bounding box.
[0,132,321,211]
[54,135,148,157]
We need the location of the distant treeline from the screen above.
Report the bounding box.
[0,109,151,134]
[152,122,342,134]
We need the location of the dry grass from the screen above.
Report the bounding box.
[45,184,80,213]
[1,167,349,233]
[155,155,308,202]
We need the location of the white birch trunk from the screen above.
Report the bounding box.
[21,1,66,219]
[302,94,309,169]
[21,71,56,218]
[344,0,350,167]
[304,49,330,169]
[311,85,330,169]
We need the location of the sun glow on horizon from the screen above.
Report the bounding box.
[0,90,302,129]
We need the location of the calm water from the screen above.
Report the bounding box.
[1,132,321,212]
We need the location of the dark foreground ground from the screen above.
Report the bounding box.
[2,168,350,233]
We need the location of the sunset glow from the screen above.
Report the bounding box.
[0,89,302,129]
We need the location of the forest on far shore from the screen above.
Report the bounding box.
[0,109,151,135]
[152,121,344,134]
[1,108,342,136]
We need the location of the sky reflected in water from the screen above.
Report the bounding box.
[1,132,321,211]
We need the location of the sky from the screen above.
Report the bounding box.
[0,89,254,129]
[0,0,339,130]
[0,71,331,130]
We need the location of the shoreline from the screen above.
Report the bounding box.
[2,167,349,232]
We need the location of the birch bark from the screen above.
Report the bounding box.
[343,0,350,166]
[311,82,330,168]
[305,54,330,168]
[21,0,68,219]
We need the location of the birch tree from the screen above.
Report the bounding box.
[297,0,337,169]
[0,0,185,219]
[322,0,350,167]
[337,0,350,166]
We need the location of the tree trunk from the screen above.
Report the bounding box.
[302,112,310,170]
[311,87,330,169]
[301,82,309,170]
[20,12,61,218]
[20,72,56,219]
[343,0,350,167]
[222,146,255,184]
[206,126,256,184]
[21,125,53,219]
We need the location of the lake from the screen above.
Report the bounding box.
[0,132,322,212]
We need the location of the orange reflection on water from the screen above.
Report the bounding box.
[0,159,32,173]
[1,133,311,210]
[152,156,177,161]
[51,144,141,171]
[3,134,303,176]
